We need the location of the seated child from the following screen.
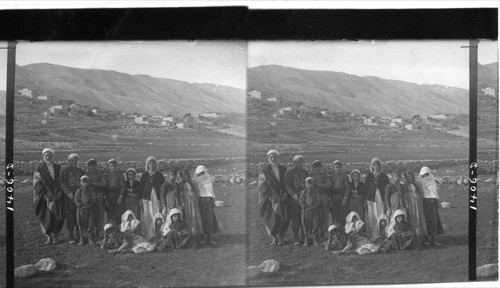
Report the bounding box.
[101,223,129,254]
[162,208,196,249]
[345,211,368,237]
[299,177,322,247]
[387,209,420,250]
[147,212,166,242]
[74,175,97,245]
[120,210,157,253]
[336,220,380,255]
[324,224,348,252]
[372,214,393,252]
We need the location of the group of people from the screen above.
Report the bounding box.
[33,148,220,253]
[258,149,445,254]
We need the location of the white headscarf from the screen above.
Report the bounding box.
[418,166,440,199]
[267,149,279,157]
[145,156,157,172]
[345,211,361,234]
[120,210,140,233]
[67,153,79,161]
[42,148,54,156]
[375,214,390,239]
[370,158,382,176]
[194,165,215,198]
[147,212,166,240]
[387,209,407,237]
[162,207,183,236]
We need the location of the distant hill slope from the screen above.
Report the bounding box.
[15,63,245,115]
[478,62,498,90]
[248,65,476,117]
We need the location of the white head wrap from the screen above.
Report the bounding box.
[145,156,157,171]
[345,211,361,234]
[386,209,407,237]
[194,165,215,198]
[267,149,279,157]
[162,207,183,236]
[120,210,140,232]
[104,223,113,232]
[328,224,338,233]
[418,166,439,199]
[67,153,79,161]
[42,148,54,156]
[292,155,304,162]
[147,212,166,240]
[370,157,382,176]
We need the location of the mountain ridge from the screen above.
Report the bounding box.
[14,63,245,115]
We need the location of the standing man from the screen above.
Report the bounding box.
[86,159,107,239]
[284,155,308,245]
[258,149,289,246]
[105,159,125,225]
[329,160,351,226]
[309,160,332,240]
[33,148,65,244]
[60,153,85,244]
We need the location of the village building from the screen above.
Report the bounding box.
[391,118,403,124]
[363,117,377,126]
[428,114,448,120]
[199,112,220,119]
[19,88,33,98]
[320,110,330,117]
[404,124,413,130]
[41,119,47,125]
[278,107,293,117]
[248,90,262,100]
[481,87,495,96]
[269,121,276,127]
[266,97,277,103]
[49,105,65,116]
[163,116,174,122]
[176,122,185,129]
[134,116,149,125]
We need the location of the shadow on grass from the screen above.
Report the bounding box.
[435,234,469,246]
[206,233,247,247]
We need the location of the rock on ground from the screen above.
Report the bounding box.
[476,264,498,277]
[14,264,37,278]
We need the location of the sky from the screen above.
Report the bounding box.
[0,40,498,91]
[0,41,247,90]
[249,40,498,90]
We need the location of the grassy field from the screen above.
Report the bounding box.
[245,167,498,285]
[1,163,247,287]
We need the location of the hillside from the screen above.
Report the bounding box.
[14,63,245,115]
[478,62,498,90]
[248,65,472,117]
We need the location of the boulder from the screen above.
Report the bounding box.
[35,258,56,271]
[14,264,37,278]
[258,259,280,273]
[476,264,498,277]
[215,200,224,207]
[440,202,451,209]
[247,266,260,279]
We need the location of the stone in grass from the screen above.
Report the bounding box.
[35,258,56,271]
[258,259,280,273]
[14,264,37,278]
[440,202,451,209]
[215,200,225,207]
[476,264,498,277]
[247,266,260,279]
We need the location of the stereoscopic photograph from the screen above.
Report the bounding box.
[0,41,248,287]
[0,36,498,288]
[245,40,498,286]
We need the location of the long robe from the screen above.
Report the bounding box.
[180,181,203,237]
[284,167,309,238]
[385,182,406,213]
[60,165,84,233]
[404,182,427,236]
[140,171,165,235]
[258,163,288,237]
[364,169,390,236]
[33,161,65,236]
[348,181,366,222]
[86,169,107,234]
[329,173,351,226]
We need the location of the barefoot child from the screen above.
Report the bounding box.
[299,177,322,247]
[101,223,129,254]
[74,175,97,245]
[324,224,348,252]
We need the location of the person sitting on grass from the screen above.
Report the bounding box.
[120,210,157,253]
[162,208,197,249]
[387,209,420,251]
[101,223,129,254]
[147,212,166,242]
[335,220,382,255]
[299,177,322,247]
[344,211,365,237]
[74,175,97,245]
[324,224,348,252]
[372,214,393,251]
